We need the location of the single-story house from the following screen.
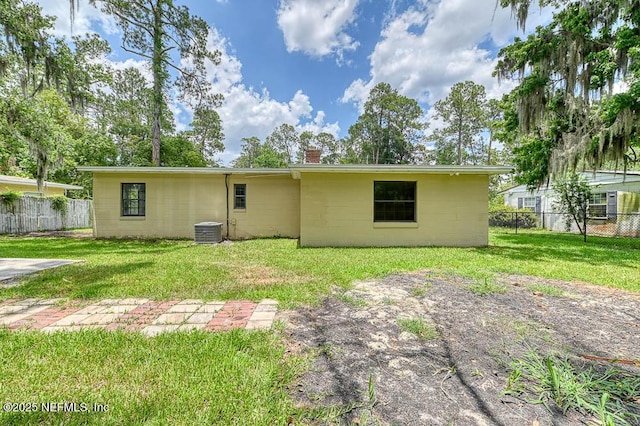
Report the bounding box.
[0,174,83,196]
[78,164,510,247]
[501,171,640,234]
[502,171,640,217]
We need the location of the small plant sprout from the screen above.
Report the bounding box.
[528,284,564,297]
[397,318,439,340]
[504,350,640,425]
[468,278,507,296]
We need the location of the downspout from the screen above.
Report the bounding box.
[224,173,230,240]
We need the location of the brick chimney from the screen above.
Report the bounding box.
[304,147,321,164]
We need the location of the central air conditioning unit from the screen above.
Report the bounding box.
[194,222,223,244]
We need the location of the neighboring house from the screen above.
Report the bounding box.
[0,174,83,196]
[79,163,509,247]
[501,171,640,235]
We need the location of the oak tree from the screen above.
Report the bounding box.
[496,0,640,186]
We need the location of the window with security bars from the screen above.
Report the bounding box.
[374,181,416,222]
[121,183,145,217]
[589,193,607,218]
[234,184,246,209]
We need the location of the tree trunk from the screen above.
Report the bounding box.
[456,112,463,165]
[487,134,492,165]
[457,127,462,165]
[151,0,164,167]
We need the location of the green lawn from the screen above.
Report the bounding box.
[0,230,638,305]
[0,329,304,425]
[0,230,638,425]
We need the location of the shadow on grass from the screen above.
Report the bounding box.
[492,230,640,250]
[484,232,640,268]
[0,261,154,300]
[0,237,192,259]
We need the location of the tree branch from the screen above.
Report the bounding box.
[120,45,154,61]
[106,6,154,40]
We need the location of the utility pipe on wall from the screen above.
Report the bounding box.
[224,173,230,239]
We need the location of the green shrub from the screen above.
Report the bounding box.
[48,195,68,216]
[489,205,539,228]
[0,190,22,212]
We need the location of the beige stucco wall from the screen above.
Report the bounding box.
[228,175,299,239]
[1,183,66,196]
[92,172,299,239]
[298,173,489,247]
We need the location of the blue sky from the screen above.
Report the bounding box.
[37,0,551,165]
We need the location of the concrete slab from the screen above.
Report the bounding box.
[178,299,204,305]
[37,298,66,305]
[177,323,207,331]
[41,325,102,333]
[119,298,149,305]
[0,258,83,283]
[167,304,202,313]
[249,311,277,321]
[245,320,273,330]
[74,305,106,315]
[153,313,190,325]
[100,305,139,314]
[197,303,225,313]
[187,313,214,324]
[96,299,122,305]
[80,313,120,325]
[0,304,49,319]
[0,305,52,325]
[254,304,278,312]
[50,314,91,326]
[141,325,179,336]
[18,298,41,305]
[0,305,26,315]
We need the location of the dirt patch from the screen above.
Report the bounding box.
[282,272,640,425]
[232,264,308,287]
[19,230,93,239]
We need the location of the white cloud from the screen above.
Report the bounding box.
[341,0,551,110]
[35,1,340,166]
[277,0,360,62]
[204,30,340,165]
[108,58,152,81]
[298,111,340,137]
[36,0,118,38]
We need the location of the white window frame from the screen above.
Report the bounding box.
[588,193,607,218]
[522,197,537,210]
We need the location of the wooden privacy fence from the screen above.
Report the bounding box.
[0,197,93,234]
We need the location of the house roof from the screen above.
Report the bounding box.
[500,170,640,195]
[78,165,512,176]
[0,174,83,190]
[288,164,511,174]
[77,166,290,175]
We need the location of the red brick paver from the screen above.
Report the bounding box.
[0,298,19,307]
[105,300,180,331]
[8,306,81,330]
[206,300,257,331]
[0,299,274,334]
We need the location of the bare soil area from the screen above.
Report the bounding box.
[20,230,94,238]
[282,272,640,425]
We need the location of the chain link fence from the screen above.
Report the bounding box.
[489,211,640,238]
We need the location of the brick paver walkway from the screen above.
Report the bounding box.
[0,298,277,336]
